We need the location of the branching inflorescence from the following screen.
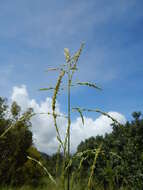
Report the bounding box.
[26,44,121,190]
[0,44,122,190]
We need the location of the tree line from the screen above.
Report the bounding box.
[0,96,143,189]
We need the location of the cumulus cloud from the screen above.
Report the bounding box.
[70,112,126,152]
[11,85,126,154]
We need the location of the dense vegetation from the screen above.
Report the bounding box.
[0,97,44,187]
[75,112,143,189]
[0,96,143,190]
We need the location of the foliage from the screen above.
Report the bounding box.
[75,112,143,190]
[0,98,44,186]
[0,99,143,190]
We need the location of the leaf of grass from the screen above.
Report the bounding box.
[27,156,56,185]
[76,82,102,90]
[39,87,55,91]
[96,109,121,125]
[72,107,84,125]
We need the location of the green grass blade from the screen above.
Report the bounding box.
[76,82,102,90]
[27,156,56,185]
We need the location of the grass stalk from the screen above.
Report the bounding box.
[67,61,71,190]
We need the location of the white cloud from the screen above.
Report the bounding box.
[11,85,126,154]
[71,112,126,152]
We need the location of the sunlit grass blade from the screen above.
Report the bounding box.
[64,48,71,63]
[72,108,121,126]
[96,109,121,125]
[27,156,56,185]
[76,82,102,90]
[46,64,67,72]
[46,67,60,71]
[39,87,55,91]
[72,107,84,125]
[88,144,102,190]
[0,125,13,138]
[0,113,36,138]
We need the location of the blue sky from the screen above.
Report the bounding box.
[0,0,143,121]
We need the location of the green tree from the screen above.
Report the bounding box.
[0,98,44,186]
[75,112,143,190]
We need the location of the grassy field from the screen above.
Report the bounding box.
[0,186,130,190]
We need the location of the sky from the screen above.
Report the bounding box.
[0,0,143,154]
